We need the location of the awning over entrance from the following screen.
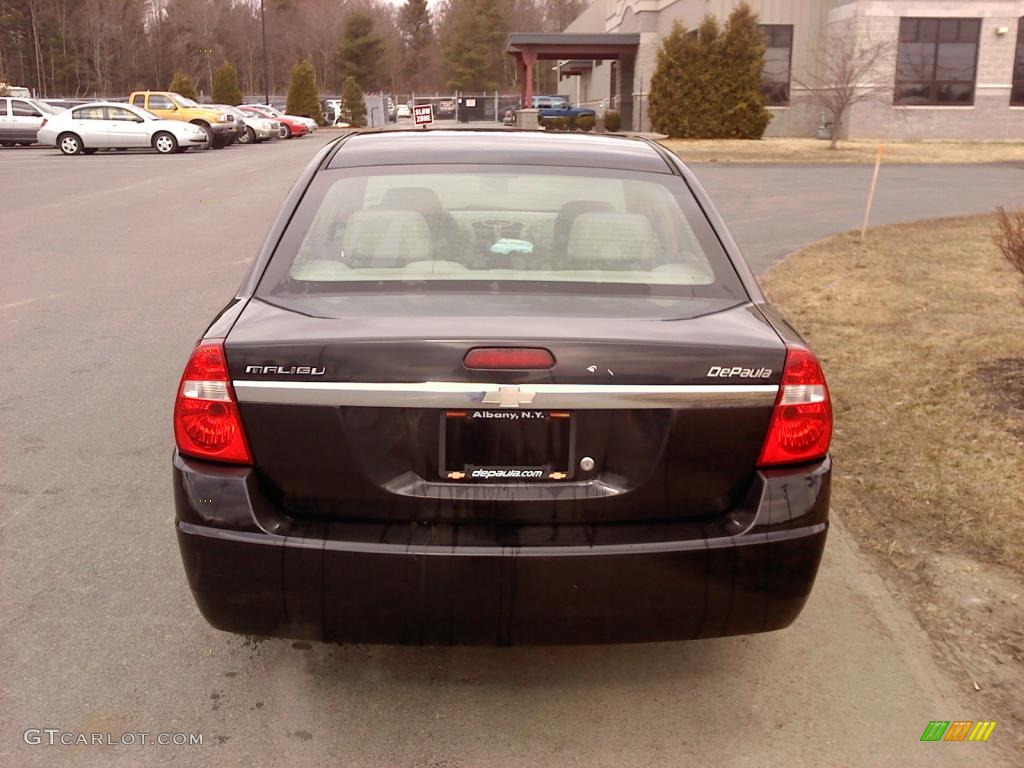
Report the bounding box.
[505,33,640,126]
[558,59,594,77]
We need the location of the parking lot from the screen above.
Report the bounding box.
[3,138,1022,767]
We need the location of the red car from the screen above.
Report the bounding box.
[237,105,309,139]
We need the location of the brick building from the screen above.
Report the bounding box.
[557,1,1024,139]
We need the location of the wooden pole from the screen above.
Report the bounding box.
[860,144,884,242]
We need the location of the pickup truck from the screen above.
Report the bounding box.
[128,91,238,149]
[533,96,596,119]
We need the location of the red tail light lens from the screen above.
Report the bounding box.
[463,347,555,370]
[173,340,252,464]
[757,344,832,467]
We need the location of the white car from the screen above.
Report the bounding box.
[37,101,208,155]
[396,104,412,119]
[251,104,318,133]
[0,97,61,146]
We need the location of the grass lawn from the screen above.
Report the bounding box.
[762,215,1024,573]
[659,137,1024,164]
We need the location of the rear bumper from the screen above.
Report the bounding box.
[174,453,829,645]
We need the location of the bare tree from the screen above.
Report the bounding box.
[793,29,894,149]
[995,206,1024,295]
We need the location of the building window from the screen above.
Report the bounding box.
[1013,18,1024,106]
[761,25,793,106]
[895,17,980,105]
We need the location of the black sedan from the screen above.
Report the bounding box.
[173,130,832,645]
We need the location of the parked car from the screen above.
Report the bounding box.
[209,104,276,144]
[533,96,596,119]
[41,99,88,112]
[128,91,235,148]
[38,101,207,155]
[172,129,832,646]
[249,103,318,133]
[322,99,342,125]
[396,104,412,119]
[237,105,309,139]
[0,97,61,146]
[199,104,246,145]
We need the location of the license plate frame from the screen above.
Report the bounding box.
[439,409,573,482]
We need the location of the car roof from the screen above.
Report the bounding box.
[326,130,673,174]
[65,101,131,109]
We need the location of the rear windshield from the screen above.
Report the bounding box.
[258,165,747,314]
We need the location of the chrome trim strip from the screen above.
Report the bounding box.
[232,380,778,409]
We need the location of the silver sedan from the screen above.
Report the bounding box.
[37,101,208,155]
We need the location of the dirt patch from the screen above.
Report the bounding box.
[762,215,1024,756]
[659,137,1024,164]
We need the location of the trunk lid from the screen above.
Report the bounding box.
[226,295,785,524]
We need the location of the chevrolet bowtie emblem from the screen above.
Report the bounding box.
[481,385,536,408]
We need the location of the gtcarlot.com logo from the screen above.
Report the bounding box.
[920,720,996,742]
[23,729,203,747]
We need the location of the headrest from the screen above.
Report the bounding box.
[341,210,432,265]
[566,213,658,265]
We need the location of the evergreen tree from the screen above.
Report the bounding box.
[648,4,770,139]
[649,19,720,138]
[286,60,325,125]
[337,12,384,91]
[400,0,435,91]
[340,76,366,127]
[715,3,771,139]
[442,0,505,92]
[212,61,243,105]
[168,71,198,100]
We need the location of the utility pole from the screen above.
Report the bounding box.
[260,0,270,105]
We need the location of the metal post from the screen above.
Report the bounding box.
[637,75,643,133]
[260,0,270,105]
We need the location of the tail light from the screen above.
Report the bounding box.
[758,344,832,467]
[464,347,555,370]
[173,340,252,464]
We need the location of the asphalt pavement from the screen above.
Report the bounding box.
[2,136,1021,767]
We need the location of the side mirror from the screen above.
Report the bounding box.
[134,116,145,123]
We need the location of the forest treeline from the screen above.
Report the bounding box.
[0,0,586,98]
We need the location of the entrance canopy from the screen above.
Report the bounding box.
[505,33,640,112]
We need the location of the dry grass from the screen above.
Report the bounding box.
[659,137,1024,164]
[762,215,1024,572]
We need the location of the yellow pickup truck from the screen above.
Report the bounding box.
[128,91,239,149]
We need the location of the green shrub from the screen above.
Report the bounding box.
[544,116,571,131]
[340,76,366,127]
[286,59,325,125]
[604,111,621,132]
[715,3,771,139]
[168,71,198,101]
[576,115,595,132]
[212,61,243,106]
[649,3,771,139]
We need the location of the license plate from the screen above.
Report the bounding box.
[441,409,572,481]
